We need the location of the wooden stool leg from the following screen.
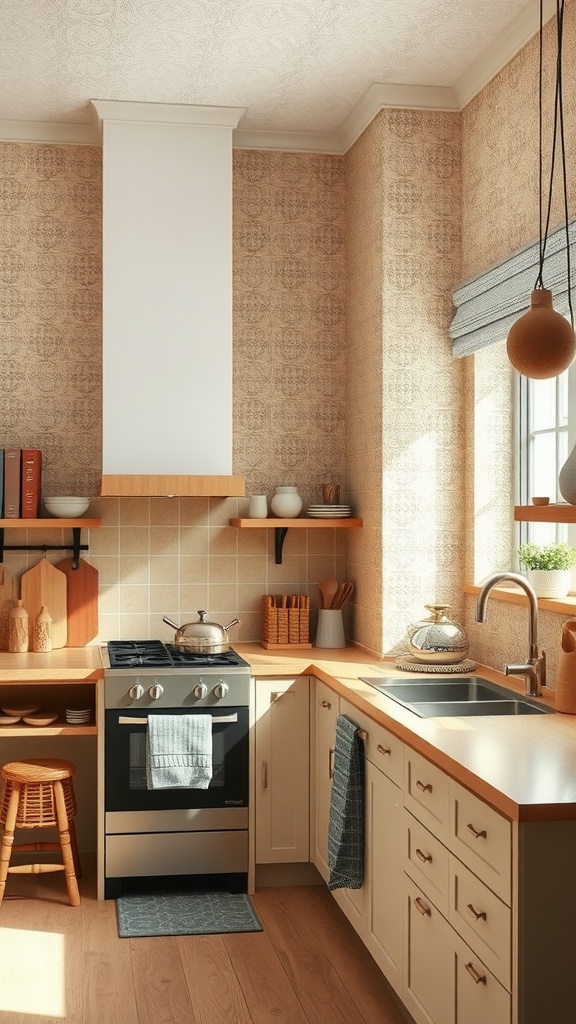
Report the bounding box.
[0,784,21,906]
[68,817,82,880]
[53,781,80,907]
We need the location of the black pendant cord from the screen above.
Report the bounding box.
[537,0,561,286]
[556,0,574,328]
[536,0,544,288]
[535,0,573,332]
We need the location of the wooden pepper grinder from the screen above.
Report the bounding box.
[8,600,29,653]
[33,605,52,653]
[555,619,576,713]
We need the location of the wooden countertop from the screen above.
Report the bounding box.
[235,643,576,824]
[0,646,103,681]
[4,641,576,822]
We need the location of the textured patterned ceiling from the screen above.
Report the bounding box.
[0,0,541,134]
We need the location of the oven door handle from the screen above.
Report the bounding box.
[117,713,239,726]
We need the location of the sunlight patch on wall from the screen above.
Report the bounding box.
[0,928,66,1017]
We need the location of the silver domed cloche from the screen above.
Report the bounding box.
[407,604,469,665]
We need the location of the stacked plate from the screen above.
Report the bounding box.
[307,504,353,518]
[66,706,92,725]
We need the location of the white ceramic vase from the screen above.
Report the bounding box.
[270,485,302,518]
[559,442,576,504]
[526,568,572,598]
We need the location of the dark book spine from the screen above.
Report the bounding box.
[4,447,21,518]
[21,449,42,518]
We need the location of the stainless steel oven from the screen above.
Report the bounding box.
[102,641,251,899]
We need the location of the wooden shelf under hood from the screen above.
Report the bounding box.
[98,475,245,497]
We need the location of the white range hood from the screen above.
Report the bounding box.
[92,100,246,497]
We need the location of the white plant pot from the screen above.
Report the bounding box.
[526,569,572,598]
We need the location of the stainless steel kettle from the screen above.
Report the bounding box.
[163,610,240,653]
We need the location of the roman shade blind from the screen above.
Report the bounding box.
[450,219,576,358]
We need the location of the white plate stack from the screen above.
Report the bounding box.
[307,504,352,518]
[66,706,92,724]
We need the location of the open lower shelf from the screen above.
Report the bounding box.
[0,723,96,736]
[230,517,363,564]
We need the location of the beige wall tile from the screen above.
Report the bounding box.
[119,585,150,614]
[149,556,179,585]
[149,527,179,556]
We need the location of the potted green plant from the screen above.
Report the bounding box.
[517,541,576,598]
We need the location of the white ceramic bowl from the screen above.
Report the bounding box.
[44,496,90,517]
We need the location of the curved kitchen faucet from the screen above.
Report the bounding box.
[475,572,546,697]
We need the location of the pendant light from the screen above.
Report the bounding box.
[506,0,576,379]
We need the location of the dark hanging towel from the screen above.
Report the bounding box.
[327,714,365,891]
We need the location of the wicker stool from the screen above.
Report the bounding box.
[0,759,81,907]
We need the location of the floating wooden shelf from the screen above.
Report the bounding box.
[514,504,576,523]
[0,519,101,528]
[230,517,363,564]
[0,519,101,566]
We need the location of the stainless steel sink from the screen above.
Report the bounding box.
[359,675,554,718]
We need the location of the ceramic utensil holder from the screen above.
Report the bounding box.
[315,608,345,648]
[555,618,576,713]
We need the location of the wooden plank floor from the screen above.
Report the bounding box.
[0,865,409,1024]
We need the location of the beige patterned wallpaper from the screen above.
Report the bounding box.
[346,108,463,656]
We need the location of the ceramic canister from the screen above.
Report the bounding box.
[270,485,303,518]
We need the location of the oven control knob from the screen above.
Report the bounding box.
[129,683,144,701]
[194,683,208,700]
[213,681,229,700]
[149,683,164,700]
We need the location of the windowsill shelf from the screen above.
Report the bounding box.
[464,583,576,615]
[514,504,576,523]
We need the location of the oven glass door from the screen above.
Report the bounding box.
[105,706,249,811]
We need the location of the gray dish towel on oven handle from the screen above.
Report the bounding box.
[146,714,213,790]
[327,714,365,891]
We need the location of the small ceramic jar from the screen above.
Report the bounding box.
[270,485,303,518]
[248,494,268,518]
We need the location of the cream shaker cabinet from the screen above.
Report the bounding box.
[311,678,339,881]
[254,676,310,863]
[311,683,404,996]
[403,752,512,1024]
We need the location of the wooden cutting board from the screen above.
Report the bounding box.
[0,566,17,650]
[57,557,99,647]
[21,559,68,649]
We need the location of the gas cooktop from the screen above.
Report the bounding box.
[105,640,250,670]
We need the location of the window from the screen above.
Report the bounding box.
[518,368,573,547]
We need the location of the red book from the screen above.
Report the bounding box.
[21,449,42,518]
[4,447,21,518]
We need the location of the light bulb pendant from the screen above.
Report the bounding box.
[506,289,576,379]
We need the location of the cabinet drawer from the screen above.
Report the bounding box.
[450,781,511,905]
[339,698,403,786]
[405,810,450,917]
[404,749,450,842]
[405,876,455,1024]
[449,858,511,991]
[454,934,511,1024]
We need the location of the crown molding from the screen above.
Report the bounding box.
[454,0,556,108]
[91,99,247,140]
[0,0,558,154]
[0,118,99,145]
